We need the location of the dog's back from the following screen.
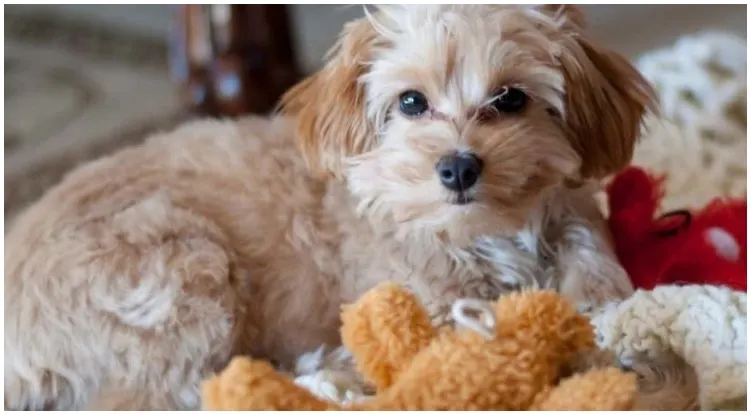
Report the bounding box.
[3,116,312,410]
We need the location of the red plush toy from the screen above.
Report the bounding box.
[606,166,747,292]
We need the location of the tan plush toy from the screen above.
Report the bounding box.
[201,282,637,411]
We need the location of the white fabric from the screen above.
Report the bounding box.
[632,32,747,211]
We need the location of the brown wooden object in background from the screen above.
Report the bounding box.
[170,5,300,117]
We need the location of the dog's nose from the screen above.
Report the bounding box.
[436,153,484,192]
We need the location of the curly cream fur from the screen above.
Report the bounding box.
[5,5,654,410]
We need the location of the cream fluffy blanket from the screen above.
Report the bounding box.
[631,32,747,211]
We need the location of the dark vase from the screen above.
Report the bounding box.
[170,5,300,117]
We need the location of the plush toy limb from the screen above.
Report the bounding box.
[530,367,637,411]
[492,290,596,362]
[201,357,333,411]
[340,282,436,391]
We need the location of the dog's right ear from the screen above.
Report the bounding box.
[536,4,657,180]
[280,17,384,179]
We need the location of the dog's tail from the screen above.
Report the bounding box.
[564,348,700,411]
[630,350,700,411]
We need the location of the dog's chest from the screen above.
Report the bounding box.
[342,231,554,325]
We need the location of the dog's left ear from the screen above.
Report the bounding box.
[539,5,657,179]
[279,16,384,179]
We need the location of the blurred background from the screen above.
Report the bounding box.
[4,5,748,221]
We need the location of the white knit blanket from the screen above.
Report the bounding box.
[632,32,747,211]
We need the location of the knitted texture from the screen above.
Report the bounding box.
[590,284,747,410]
[632,32,747,211]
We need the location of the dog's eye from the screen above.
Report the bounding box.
[398,90,429,117]
[490,87,528,113]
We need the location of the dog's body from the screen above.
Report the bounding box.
[6,5,657,410]
[4,116,626,410]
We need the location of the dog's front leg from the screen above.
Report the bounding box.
[292,345,371,404]
[554,216,634,305]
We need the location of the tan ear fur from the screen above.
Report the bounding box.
[544,5,658,179]
[539,4,588,29]
[279,17,383,179]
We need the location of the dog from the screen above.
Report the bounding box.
[6,5,664,410]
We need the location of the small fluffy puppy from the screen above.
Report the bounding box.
[6,5,657,410]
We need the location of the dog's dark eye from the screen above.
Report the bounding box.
[490,87,528,113]
[398,90,429,116]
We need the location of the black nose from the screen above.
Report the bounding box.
[436,153,484,192]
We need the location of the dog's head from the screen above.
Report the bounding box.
[281,5,656,244]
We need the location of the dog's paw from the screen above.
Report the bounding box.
[294,345,356,376]
[294,369,368,405]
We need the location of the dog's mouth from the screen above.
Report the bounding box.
[449,192,476,205]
